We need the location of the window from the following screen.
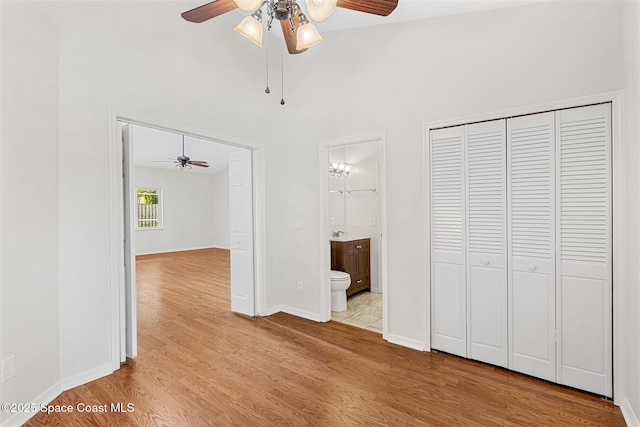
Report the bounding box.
[136,188,162,229]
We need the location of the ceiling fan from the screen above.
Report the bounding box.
[154,136,209,171]
[181,0,399,54]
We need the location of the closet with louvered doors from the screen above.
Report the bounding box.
[555,104,612,397]
[429,103,612,397]
[507,111,557,382]
[430,120,508,367]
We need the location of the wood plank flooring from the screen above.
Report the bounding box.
[25,248,625,426]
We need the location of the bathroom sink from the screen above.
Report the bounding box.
[329,235,367,242]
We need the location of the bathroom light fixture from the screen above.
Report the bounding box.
[329,162,351,178]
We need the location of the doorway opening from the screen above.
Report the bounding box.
[108,109,266,368]
[319,131,388,338]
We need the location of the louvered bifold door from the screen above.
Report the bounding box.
[556,104,612,397]
[507,112,556,382]
[466,120,508,367]
[430,125,467,357]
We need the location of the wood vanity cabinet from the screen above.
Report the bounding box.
[331,238,370,297]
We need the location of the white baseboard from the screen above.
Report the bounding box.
[263,304,283,316]
[1,381,61,427]
[135,245,229,256]
[0,363,115,427]
[386,333,426,351]
[279,305,322,322]
[621,398,640,427]
[59,362,114,392]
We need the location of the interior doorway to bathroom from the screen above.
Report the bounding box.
[319,131,388,337]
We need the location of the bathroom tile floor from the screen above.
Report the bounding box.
[331,291,382,333]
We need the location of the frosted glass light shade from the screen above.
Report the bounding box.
[296,22,323,50]
[233,0,261,12]
[234,16,263,47]
[305,0,337,21]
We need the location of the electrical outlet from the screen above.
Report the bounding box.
[297,281,303,292]
[2,355,15,383]
[369,218,377,227]
[294,220,302,230]
[356,217,362,226]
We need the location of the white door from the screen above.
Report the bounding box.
[122,123,137,359]
[466,120,508,367]
[229,149,255,316]
[555,104,612,397]
[507,112,556,381]
[430,125,467,357]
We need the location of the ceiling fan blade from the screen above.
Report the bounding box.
[336,0,398,16]
[280,18,308,55]
[189,161,210,168]
[181,0,238,23]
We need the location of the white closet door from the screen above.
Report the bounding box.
[466,120,508,367]
[430,125,466,357]
[556,104,612,397]
[507,112,556,381]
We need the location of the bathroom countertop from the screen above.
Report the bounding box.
[329,235,369,243]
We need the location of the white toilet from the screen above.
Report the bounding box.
[330,270,351,312]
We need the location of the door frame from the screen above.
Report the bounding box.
[423,91,623,404]
[318,131,389,337]
[107,107,267,369]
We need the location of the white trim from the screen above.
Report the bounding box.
[386,334,425,351]
[422,124,432,351]
[280,305,323,322]
[107,107,267,371]
[0,382,62,427]
[59,362,114,392]
[423,91,624,403]
[0,363,114,427]
[264,304,283,316]
[621,398,640,427]
[135,245,230,256]
[319,131,388,337]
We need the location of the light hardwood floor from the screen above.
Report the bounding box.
[25,248,625,426]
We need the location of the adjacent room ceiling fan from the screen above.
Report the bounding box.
[181,0,399,54]
[154,136,209,171]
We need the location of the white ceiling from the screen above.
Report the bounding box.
[135,0,541,174]
[132,124,244,175]
[311,0,542,33]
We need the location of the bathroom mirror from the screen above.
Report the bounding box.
[329,178,345,226]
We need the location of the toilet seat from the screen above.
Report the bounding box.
[330,270,350,281]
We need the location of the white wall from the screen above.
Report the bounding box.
[622,0,640,422]
[329,143,381,292]
[1,1,637,425]
[283,0,624,345]
[134,166,229,255]
[0,2,60,424]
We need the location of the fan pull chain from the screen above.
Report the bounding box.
[280,54,285,105]
[265,29,270,94]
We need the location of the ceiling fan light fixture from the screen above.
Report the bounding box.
[233,0,262,12]
[305,0,337,22]
[296,13,323,50]
[234,10,264,47]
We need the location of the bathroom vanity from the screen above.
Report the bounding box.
[330,237,370,296]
